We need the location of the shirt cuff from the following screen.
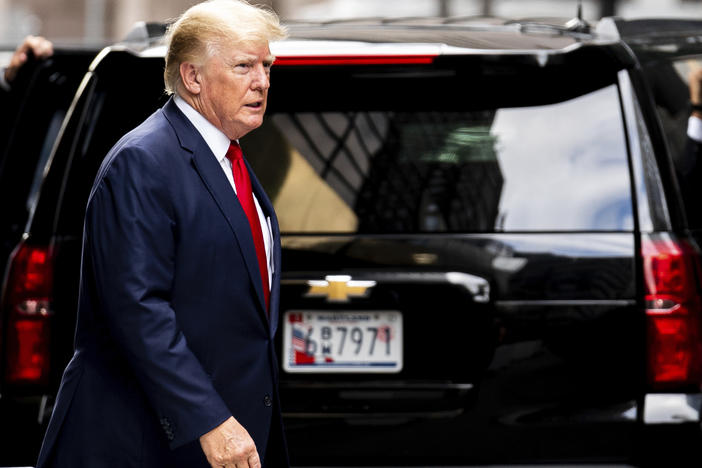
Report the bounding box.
[688,115,702,143]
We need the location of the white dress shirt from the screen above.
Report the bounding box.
[174,94,274,288]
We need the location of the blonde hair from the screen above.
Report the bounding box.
[164,0,287,95]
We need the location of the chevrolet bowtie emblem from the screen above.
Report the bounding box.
[305,275,376,302]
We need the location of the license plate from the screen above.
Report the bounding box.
[282,310,403,373]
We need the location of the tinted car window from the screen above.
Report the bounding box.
[643,56,702,229]
[246,83,631,233]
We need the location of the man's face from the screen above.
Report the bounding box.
[196,41,274,140]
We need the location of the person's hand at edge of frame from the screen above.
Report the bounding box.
[4,35,53,85]
[690,68,702,120]
[200,416,261,468]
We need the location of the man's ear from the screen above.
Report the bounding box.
[180,62,201,95]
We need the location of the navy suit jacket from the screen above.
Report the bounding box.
[37,98,286,467]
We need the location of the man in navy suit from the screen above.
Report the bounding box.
[36,1,287,467]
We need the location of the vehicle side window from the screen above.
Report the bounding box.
[0,60,80,240]
[26,110,66,212]
[644,57,702,229]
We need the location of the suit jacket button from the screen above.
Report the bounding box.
[263,394,272,407]
[160,417,175,440]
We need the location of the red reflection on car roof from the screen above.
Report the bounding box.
[274,55,437,65]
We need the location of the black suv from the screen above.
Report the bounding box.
[3,17,702,466]
[0,46,97,464]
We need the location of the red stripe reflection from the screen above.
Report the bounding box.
[274,55,437,66]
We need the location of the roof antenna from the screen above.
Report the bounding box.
[565,0,590,33]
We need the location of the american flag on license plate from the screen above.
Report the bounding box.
[292,326,307,352]
[290,325,316,365]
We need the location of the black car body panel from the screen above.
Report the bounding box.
[3,18,702,466]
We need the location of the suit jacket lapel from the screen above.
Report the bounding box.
[246,158,282,336]
[162,98,269,320]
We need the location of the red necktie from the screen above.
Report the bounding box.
[225,141,270,313]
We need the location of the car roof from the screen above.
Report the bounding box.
[596,17,702,63]
[605,18,702,42]
[281,18,595,51]
[92,16,702,73]
[117,16,620,60]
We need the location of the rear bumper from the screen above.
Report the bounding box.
[643,393,702,424]
[0,463,663,467]
[284,395,702,466]
[281,380,474,417]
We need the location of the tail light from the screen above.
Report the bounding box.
[1,241,54,386]
[643,234,702,391]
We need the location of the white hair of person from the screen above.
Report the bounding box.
[164,0,287,95]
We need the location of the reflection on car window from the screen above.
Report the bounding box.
[245,83,631,233]
[26,110,65,212]
[492,85,631,231]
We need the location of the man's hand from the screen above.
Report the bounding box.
[4,35,53,84]
[200,416,261,468]
[690,67,702,120]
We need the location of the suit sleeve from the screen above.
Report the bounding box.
[86,143,231,448]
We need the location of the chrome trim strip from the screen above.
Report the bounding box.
[38,395,50,425]
[644,393,702,424]
[283,271,490,302]
[269,38,593,57]
[496,299,636,307]
[283,408,465,419]
[281,382,473,390]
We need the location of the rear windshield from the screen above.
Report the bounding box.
[245,67,632,234]
[54,54,632,237]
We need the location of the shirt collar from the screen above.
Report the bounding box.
[174,94,232,163]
